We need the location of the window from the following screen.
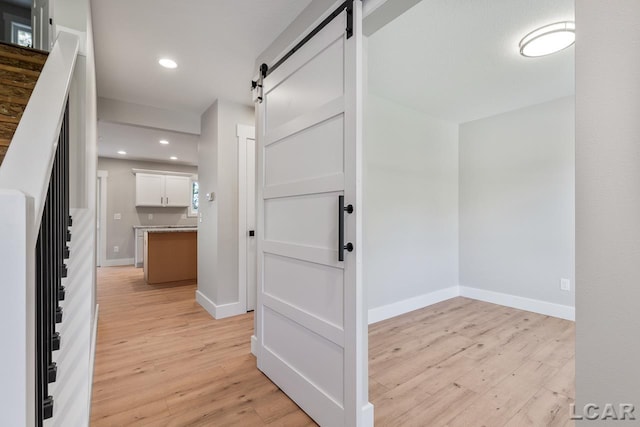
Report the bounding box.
[188,178,199,217]
[3,12,32,48]
[11,22,32,48]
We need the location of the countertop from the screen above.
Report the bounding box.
[134,225,197,229]
[145,228,198,233]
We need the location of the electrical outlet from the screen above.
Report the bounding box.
[181,214,187,219]
[113,246,119,253]
[148,214,153,220]
[114,213,122,220]
[560,278,571,291]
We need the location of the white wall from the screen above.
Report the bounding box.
[197,99,254,316]
[576,0,640,417]
[459,97,575,312]
[197,100,219,307]
[254,0,336,70]
[55,0,86,32]
[85,0,98,325]
[69,55,87,209]
[217,101,254,303]
[97,97,201,135]
[365,93,459,316]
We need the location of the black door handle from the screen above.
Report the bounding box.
[338,195,354,261]
[249,230,255,237]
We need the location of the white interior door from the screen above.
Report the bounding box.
[239,125,257,313]
[255,2,370,426]
[247,137,257,311]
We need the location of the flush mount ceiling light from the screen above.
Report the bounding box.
[158,58,178,69]
[519,21,575,57]
[159,139,169,145]
[117,150,127,155]
[170,156,178,160]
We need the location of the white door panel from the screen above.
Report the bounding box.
[260,336,345,427]
[263,253,344,327]
[256,2,370,426]
[265,37,344,133]
[265,115,344,188]
[264,193,339,249]
[264,97,344,146]
[263,15,346,129]
[263,306,344,401]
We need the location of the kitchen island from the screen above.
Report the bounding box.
[143,228,197,284]
[134,225,197,267]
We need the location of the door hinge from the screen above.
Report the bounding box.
[251,79,263,104]
[251,64,268,104]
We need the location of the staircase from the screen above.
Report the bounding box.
[0,31,81,427]
[0,42,48,166]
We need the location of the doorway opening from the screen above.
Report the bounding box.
[364,0,575,424]
[238,124,257,312]
[0,0,31,47]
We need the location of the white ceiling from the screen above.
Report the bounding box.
[368,0,575,124]
[90,0,312,114]
[97,122,199,166]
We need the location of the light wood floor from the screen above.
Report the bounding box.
[91,267,575,426]
[369,297,575,427]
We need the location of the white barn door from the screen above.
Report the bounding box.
[255,1,371,426]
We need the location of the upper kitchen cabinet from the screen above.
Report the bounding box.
[136,173,166,207]
[164,175,191,207]
[135,171,191,207]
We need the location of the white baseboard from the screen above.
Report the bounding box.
[459,286,575,321]
[362,402,374,427]
[87,304,99,418]
[251,335,257,356]
[368,286,459,324]
[100,258,134,267]
[196,290,246,319]
[367,285,575,323]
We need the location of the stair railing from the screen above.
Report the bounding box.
[0,31,78,427]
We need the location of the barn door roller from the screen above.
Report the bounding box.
[251,0,359,103]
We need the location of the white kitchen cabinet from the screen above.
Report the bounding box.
[136,173,165,207]
[164,175,191,207]
[135,172,191,207]
[135,229,144,267]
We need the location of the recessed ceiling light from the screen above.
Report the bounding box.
[117,150,127,155]
[170,156,178,160]
[159,58,178,69]
[519,21,575,57]
[159,139,169,145]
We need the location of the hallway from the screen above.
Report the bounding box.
[90,267,314,426]
[91,267,575,426]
